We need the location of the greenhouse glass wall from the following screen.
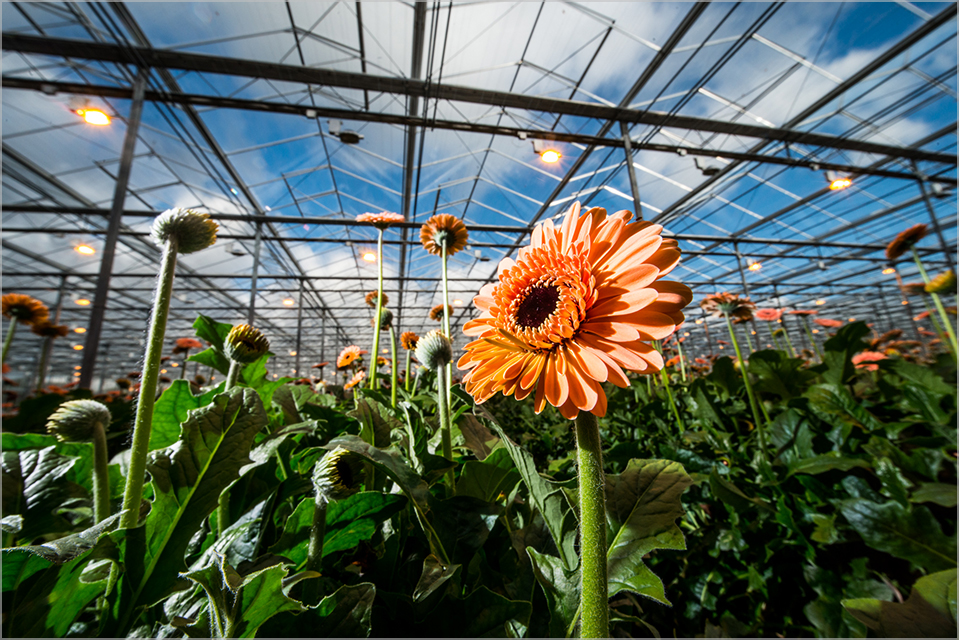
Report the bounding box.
[1,2,956,638]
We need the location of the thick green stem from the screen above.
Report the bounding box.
[440,244,453,415]
[2,320,17,366]
[224,360,241,390]
[436,363,455,496]
[802,317,823,361]
[92,420,111,524]
[724,312,768,456]
[217,491,230,538]
[574,411,609,639]
[742,324,755,352]
[119,240,178,530]
[913,248,958,357]
[36,336,51,393]
[303,493,328,607]
[389,326,398,409]
[368,231,385,389]
[767,325,783,352]
[180,352,189,379]
[404,350,412,392]
[656,342,685,434]
[780,320,797,357]
[921,296,951,353]
[675,338,688,382]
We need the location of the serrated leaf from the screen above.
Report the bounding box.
[843,569,957,637]
[103,388,267,636]
[472,407,579,571]
[708,468,775,512]
[1,446,86,540]
[456,448,521,503]
[839,498,957,572]
[821,321,871,385]
[5,510,124,564]
[748,350,818,400]
[527,548,580,637]
[150,379,223,450]
[606,459,692,604]
[412,553,460,602]
[187,314,234,375]
[806,383,884,433]
[788,452,871,476]
[258,582,377,637]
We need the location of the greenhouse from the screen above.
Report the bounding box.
[1,1,956,638]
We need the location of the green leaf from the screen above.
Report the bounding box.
[412,553,461,602]
[188,314,234,375]
[605,459,692,604]
[911,482,959,508]
[806,383,884,432]
[180,552,304,638]
[456,448,521,503]
[5,510,124,564]
[1,446,86,540]
[708,468,775,512]
[788,452,871,476]
[821,321,871,385]
[748,350,818,400]
[258,583,377,637]
[527,548,580,638]
[1,514,23,533]
[268,491,406,568]
[839,498,957,572]
[150,379,222,450]
[843,569,957,637]
[103,388,267,636]
[472,407,579,571]
[874,457,912,507]
[887,358,956,428]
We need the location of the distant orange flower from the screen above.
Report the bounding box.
[885,224,927,260]
[813,318,842,328]
[31,322,69,338]
[344,369,366,389]
[913,310,931,321]
[458,202,691,419]
[429,304,452,322]
[852,351,887,371]
[400,331,419,350]
[312,361,330,369]
[787,309,817,316]
[356,211,404,230]
[754,308,782,322]
[918,327,936,337]
[420,214,469,257]
[365,290,388,308]
[665,355,681,367]
[700,292,755,322]
[176,337,203,350]
[2,293,49,325]
[900,282,927,297]
[337,345,367,369]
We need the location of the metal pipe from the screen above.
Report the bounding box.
[912,160,957,274]
[248,221,262,325]
[295,279,304,377]
[79,68,147,389]
[620,122,643,220]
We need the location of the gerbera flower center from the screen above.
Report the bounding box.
[514,284,560,329]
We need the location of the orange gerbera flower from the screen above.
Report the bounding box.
[176,337,204,350]
[356,211,405,230]
[851,351,887,371]
[312,361,330,369]
[429,303,452,322]
[458,202,691,419]
[754,308,782,322]
[30,321,69,338]
[337,345,367,369]
[787,309,817,316]
[344,369,367,390]
[900,282,927,297]
[886,224,928,260]
[700,292,755,322]
[400,331,419,350]
[813,318,842,328]
[365,290,388,308]
[420,214,469,257]
[2,293,49,325]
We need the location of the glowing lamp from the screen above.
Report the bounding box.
[747,262,762,272]
[540,149,561,163]
[815,299,826,305]
[75,299,91,306]
[829,177,852,191]
[289,350,297,356]
[160,369,167,374]
[75,244,95,255]
[453,299,463,306]
[73,344,83,351]
[283,298,295,306]
[74,327,87,333]
[77,108,110,126]
[882,267,895,275]
[362,252,376,262]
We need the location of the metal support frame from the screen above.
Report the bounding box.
[248,221,262,325]
[912,160,957,274]
[78,68,146,389]
[294,278,304,377]
[620,122,643,220]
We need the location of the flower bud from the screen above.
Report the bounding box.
[151,208,218,254]
[46,399,111,443]
[415,330,452,371]
[225,324,270,363]
[372,307,393,330]
[313,447,364,501]
[925,270,956,294]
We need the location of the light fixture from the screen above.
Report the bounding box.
[171,362,179,367]
[289,350,297,356]
[76,108,110,126]
[882,267,895,275]
[695,319,703,324]
[750,330,757,335]
[74,327,87,334]
[273,373,278,378]
[815,299,826,305]
[812,329,820,334]
[73,344,83,351]
[747,262,762,272]
[848,317,856,322]
[161,369,167,374]
[283,298,295,306]
[74,365,82,370]
[328,119,364,144]
[362,252,376,262]
[532,139,561,163]
[683,332,690,337]
[901,300,909,305]
[75,244,95,255]
[826,170,852,191]
[694,157,721,176]
[453,299,463,306]
[75,298,91,306]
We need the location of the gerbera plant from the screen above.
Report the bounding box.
[700,292,769,441]
[30,320,69,392]
[119,208,218,531]
[417,329,455,494]
[172,337,204,379]
[787,309,822,360]
[337,345,367,384]
[47,399,113,524]
[356,211,404,389]
[2,293,49,365]
[458,202,691,638]
[400,331,419,391]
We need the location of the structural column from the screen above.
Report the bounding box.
[247,221,262,325]
[79,69,147,389]
[620,122,643,221]
[295,279,304,377]
[912,162,956,274]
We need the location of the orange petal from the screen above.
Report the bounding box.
[569,341,608,382]
[581,321,641,342]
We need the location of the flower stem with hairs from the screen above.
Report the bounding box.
[368,231,385,389]
[2,321,16,366]
[676,339,688,382]
[656,342,685,434]
[404,349,412,392]
[800,317,823,361]
[912,247,958,357]
[575,411,609,639]
[389,326,398,408]
[724,312,768,455]
[440,244,454,413]
[436,363,455,496]
[119,241,178,530]
[302,493,328,607]
[91,420,111,524]
[780,321,797,357]
[224,361,241,390]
